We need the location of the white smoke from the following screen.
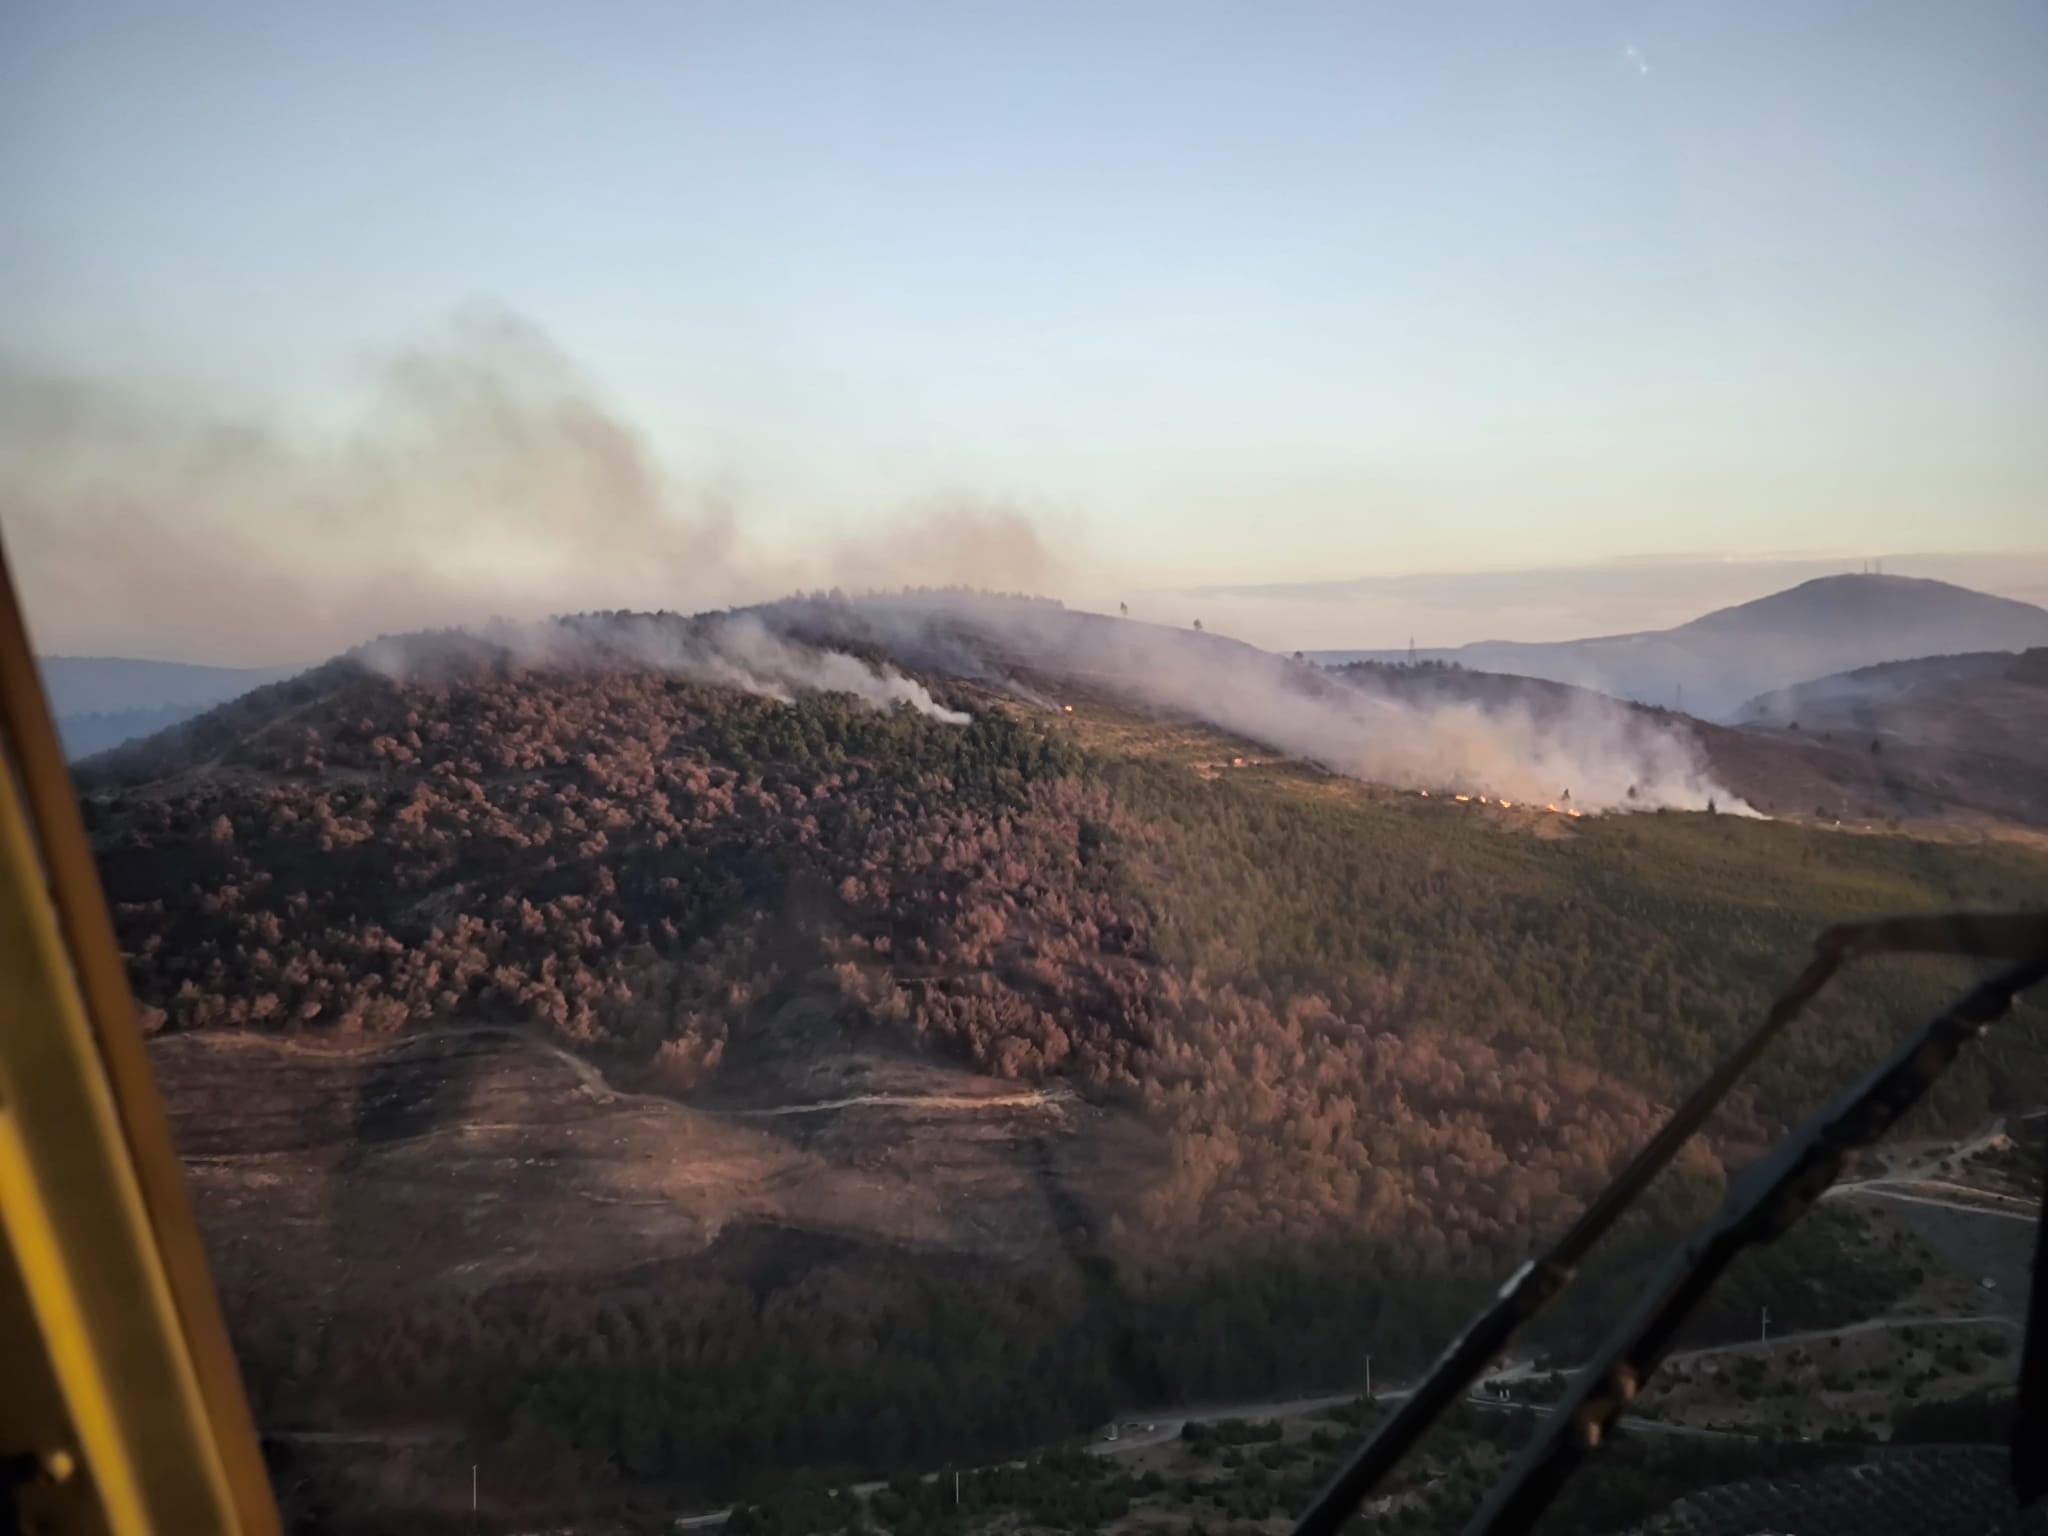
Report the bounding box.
[354,611,971,725]
[755,592,1751,813]
[707,618,970,724]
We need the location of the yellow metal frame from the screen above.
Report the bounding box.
[0,535,278,1535]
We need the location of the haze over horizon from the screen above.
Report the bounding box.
[4,1,2045,663]
[24,551,2048,673]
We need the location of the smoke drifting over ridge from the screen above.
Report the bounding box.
[5,304,1740,808]
[757,593,1750,812]
[332,594,1739,810]
[0,305,1063,663]
[354,611,969,725]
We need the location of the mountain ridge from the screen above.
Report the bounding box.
[1308,574,2048,720]
[39,654,303,760]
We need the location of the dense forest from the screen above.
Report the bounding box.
[89,660,1685,1254]
[81,642,2048,1526]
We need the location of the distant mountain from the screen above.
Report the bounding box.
[1309,574,2048,721]
[56,702,225,760]
[37,655,299,760]
[38,655,296,714]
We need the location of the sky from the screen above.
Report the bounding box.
[2,0,2044,662]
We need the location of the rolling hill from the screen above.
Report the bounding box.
[77,599,2048,1531]
[1309,574,2048,721]
[1738,647,2048,745]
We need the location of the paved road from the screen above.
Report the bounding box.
[1821,1116,2037,1225]
[1831,1183,2039,1224]
[1881,1177,2035,1209]
[1661,1311,2018,1364]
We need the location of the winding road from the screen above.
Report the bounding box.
[1832,1184,2040,1223]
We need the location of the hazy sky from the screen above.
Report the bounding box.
[2,1,2044,660]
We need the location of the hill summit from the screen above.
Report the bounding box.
[1681,573,2048,646]
[1310,573,2048,719]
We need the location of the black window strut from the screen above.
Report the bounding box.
[1289,912,2048,1536]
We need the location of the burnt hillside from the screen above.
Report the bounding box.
[81,617,2048,1527]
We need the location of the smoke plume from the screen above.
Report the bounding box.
[0,305,1065,663]
[4,305,1743,805]
[756,592,1750,812]
[354,611,970,725]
